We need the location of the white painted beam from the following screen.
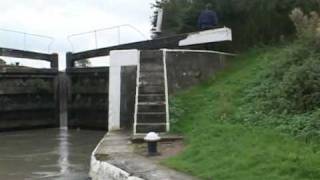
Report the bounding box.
[179,27,232,46]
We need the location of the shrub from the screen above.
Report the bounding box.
[238,9,320,140]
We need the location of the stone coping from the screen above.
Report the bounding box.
[89,130,198,180]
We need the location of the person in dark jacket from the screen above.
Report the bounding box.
[198,3,218,30]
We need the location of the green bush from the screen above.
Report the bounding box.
[233,9,320,141]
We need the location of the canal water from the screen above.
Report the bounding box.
[0,128,104,180]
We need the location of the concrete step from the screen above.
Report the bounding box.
[136,112,166,123]
[139,73,164,84]
[139,94,165,102]
[139,85,165,94]
[140,71,164,79]
[140,57,163,65]
[140,63,163,72]
[138,101,165,105]
[140,51,163,65]
[139,78,164,86]
[137,103,166,113]
[135,123,167,133]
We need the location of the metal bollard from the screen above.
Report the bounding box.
[144,132,161,156]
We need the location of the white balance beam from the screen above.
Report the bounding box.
[179,27,232,46]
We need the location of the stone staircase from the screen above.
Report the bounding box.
[134,51,169,134]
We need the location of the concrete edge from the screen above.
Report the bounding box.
[89,136,144,180]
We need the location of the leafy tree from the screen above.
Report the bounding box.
[75,59,91,68]
[152,0,191,37]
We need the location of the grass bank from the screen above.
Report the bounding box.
[165,46,320,180]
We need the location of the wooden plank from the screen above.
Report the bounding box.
[71,91,108,95]
[0,104,55,112]
[0,75,56,79]
[0,89,54,95]
[66,67,109,74]
[0,47,52,60]
[68,105,107,109]
[0,66,58,74]
[0,47,58,68]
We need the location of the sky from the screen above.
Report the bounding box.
[0,0,156,69]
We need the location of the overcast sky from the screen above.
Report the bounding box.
[0,0,156,69]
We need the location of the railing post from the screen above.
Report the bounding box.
[94,30,98,49]
[118,26,121,45]
[23,33,26,51]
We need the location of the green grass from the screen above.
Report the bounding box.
[165,47,320,180]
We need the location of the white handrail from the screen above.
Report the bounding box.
[133,51,141,135]
[67,24,149,51]
[0,28,55,53]
[162,49,170,132]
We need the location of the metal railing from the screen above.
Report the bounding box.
[67,24,148,51]
[0,28,55,53]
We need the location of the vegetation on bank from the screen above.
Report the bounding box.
[153,0,320,50]
[165,9,320,180]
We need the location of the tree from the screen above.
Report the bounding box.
[152,0,191,37]
[75,59,91,68]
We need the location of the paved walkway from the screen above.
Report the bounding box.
[91,131,198,180]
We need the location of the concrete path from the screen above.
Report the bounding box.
[90,131,198,180]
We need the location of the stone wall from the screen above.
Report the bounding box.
[165,50,232,95]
